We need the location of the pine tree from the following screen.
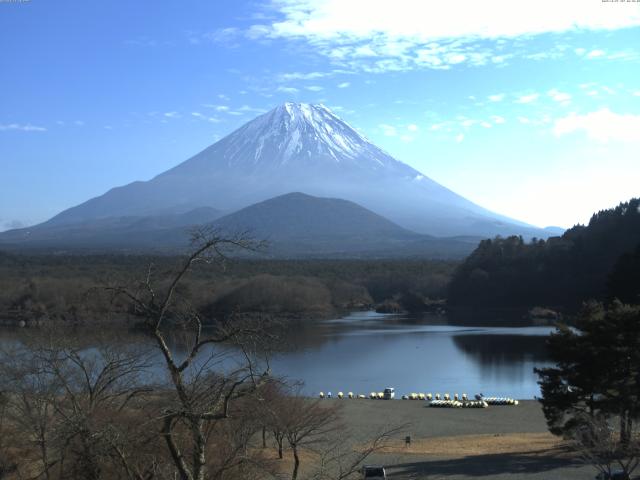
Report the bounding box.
[536,301,640,444]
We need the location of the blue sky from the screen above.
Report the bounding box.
[1,0,639,231]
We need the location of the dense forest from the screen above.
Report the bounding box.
[0,253,456,325]
[448,198,640,308]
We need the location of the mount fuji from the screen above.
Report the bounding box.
[0,103,553,255]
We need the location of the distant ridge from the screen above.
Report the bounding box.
[0,207,222,251]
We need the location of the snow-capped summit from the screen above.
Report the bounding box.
[166,103,414,178]
[245,102,373,164]
[39,102,546,238]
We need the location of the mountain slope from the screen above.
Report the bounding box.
[213,192,416,240]
[209,192,477,257]
[0,207,222,251]
[38,103,548,238]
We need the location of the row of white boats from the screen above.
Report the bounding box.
[318,388,519,408]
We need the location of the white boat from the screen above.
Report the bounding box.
[383,387,395,400]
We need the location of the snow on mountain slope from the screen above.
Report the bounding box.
[164,102,416,178]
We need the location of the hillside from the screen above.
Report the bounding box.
[0,207,222,251]
[210,192,479,258]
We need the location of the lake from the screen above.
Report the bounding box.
[0,310,556,400]
[268,311,555,399]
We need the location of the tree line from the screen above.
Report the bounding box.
[448,198,640,309]
[0,253,455,326]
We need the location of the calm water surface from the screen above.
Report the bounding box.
[269,311,554,399]
[1,310,555,399]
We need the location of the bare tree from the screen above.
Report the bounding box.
[281,396,341,480]
[108,227,271,480]
[262,386,404,480]
[571,413,640,479]
[1,344,60,480]
[255,381,290,459]
[0,333,154,480]
[0,391,18,479]
[309,424,405,480]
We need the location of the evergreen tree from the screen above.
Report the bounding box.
[536,301,640,444]
[608,244,640,304]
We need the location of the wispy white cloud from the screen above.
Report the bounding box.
[191,112,221,123]
[586,49,605,58]
[554,109,640,142]
[337,82,350,88]
[455,133,464,143]
[429,120,455,132]
[578,83,607,97]
[491,115,505,124]
[278,71,328,81]
[488,93,505,102]
[548,88,571,103]
[305,85,324,91]
[202,104,256,116]
[407,124,418,132]
[238,105,266,113]
[247,0,640,72]
[262,1,639,40]
[379,123,397,136]
[277,86,300,94]
[0,218,29,232]
[515,93,539,104]
[163,111,180,118]
[0,123,47,132]
[606,50,640,61]
[202,27,241,45]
